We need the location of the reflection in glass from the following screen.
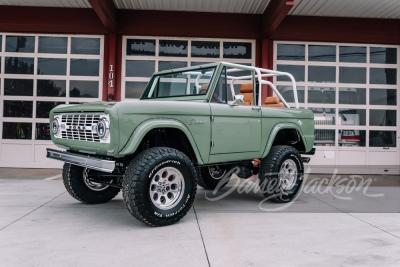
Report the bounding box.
[339,67,366,84]
[0,36,2,52]
[308,87,335,104]
[370,68,397,85]
[71,37,100,55]
[339,109,366,126]
[126,60,155,77]
[36,123,51,140]
[3,100,33,117]
[38,37,68,54]
[370,47,397,64]
[370,110,396,126]
[370,89,396,105]
[158,61,187,72]
[339,88,366,105]
[4,79,33,96]
[369,131,396,147]
[191,41,219,58]
[159,40,188,57]
[6,36,35,53]
[308,45,336,62]
[277,44,305,61]
[70,81,99,98]
[223,42,252,59]
[37,80,66,97]
[276,65,304,82]
[127,39,156,56]
[5,57,34,74]
[36,102,65,118]
[277,86,305,103]
[308,66,335,83]
[3,122,32,140]
[309,108,336,126]
[339,46,366,63]
[314,129,335,146]
[126,82,148,98]
[190,62,212,66]
[70,59,99,76]
[227,63,252,77]
[37,58,67,75]
[339,130,366,147]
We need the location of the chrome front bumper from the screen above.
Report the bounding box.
[46,148,115,173]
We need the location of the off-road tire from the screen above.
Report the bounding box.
[197,165,233,190]
[122,147,197,227]
[62,163,120,204]
[259,145,304,203]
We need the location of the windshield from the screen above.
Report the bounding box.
[141,67,216,99]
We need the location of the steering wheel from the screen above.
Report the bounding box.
[199,88,207,94]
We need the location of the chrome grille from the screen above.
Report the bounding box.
[60,114,101,142]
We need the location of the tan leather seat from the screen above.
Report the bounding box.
[263,96,285,108]
[237,83,253,106]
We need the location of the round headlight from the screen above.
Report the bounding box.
[52,118,60,134]
[97,118,109,140]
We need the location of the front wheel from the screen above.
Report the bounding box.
[122,147,197,227]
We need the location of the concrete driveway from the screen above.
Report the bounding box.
[0,170,399,266]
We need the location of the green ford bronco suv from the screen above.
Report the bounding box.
[47,62,315,226]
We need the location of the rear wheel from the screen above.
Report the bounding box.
[197,165,232,190]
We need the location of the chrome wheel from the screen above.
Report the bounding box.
[83,169,109,191]
[149,167,185,210]
[279,159,298,190]
[208,166,226,180]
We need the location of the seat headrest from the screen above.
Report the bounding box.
[240,83,253,93]
[200,84,209,90]
[265,96,280,104]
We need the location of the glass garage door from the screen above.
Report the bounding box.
[0,34,103,168]
[274,41,399,174]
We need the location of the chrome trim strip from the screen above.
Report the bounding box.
[46,148,115,173]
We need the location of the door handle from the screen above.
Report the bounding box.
[252,107,261,111]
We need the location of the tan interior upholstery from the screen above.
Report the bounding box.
[199,84,208,94]
[237,83,253,106]
[263,96,285,108]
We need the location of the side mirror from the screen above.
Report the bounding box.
[230,95,244,106]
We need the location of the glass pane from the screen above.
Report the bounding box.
[339,109,366,126]
[191,41,219,58]
[159,40,188,57]
[125,81,148,98]
[0,36,2,52]
[70,81,99,98]
[158,61,187,72]
[339,130,366,147]
[339,46,366,63]
[36,123,51,140]
[3,100,33,117]
[277,44,305,61]
[370,68,397,85]
[276,65,304,82]
[370,110,396,126]
[37,58,67,75]
[38,37,67,54]
[5,57,34,74]
[277,86,305,103]
[223,42,252,59]
[37,80,66,97]
[339,88,366,105]
[310,108,336,126]
[6,36,35,53]
[308,87,335,104]
[190,61,213,66]
[2,122,32,139]
[369,131,396,147]
[370,89,396,105]
[314,129,335,146]
[339,67,366,84]
[4,79,33,96]
[126,60,155,77]
[308,66,335,83]
[127,39,155,56]
[308,45,336,62]
[36,101,65,118]
[370,47,397,64]
[71,37,100,55]
[70,59,99,76]
[212,67,227,104]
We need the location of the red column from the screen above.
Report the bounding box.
[259,38,274,104]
